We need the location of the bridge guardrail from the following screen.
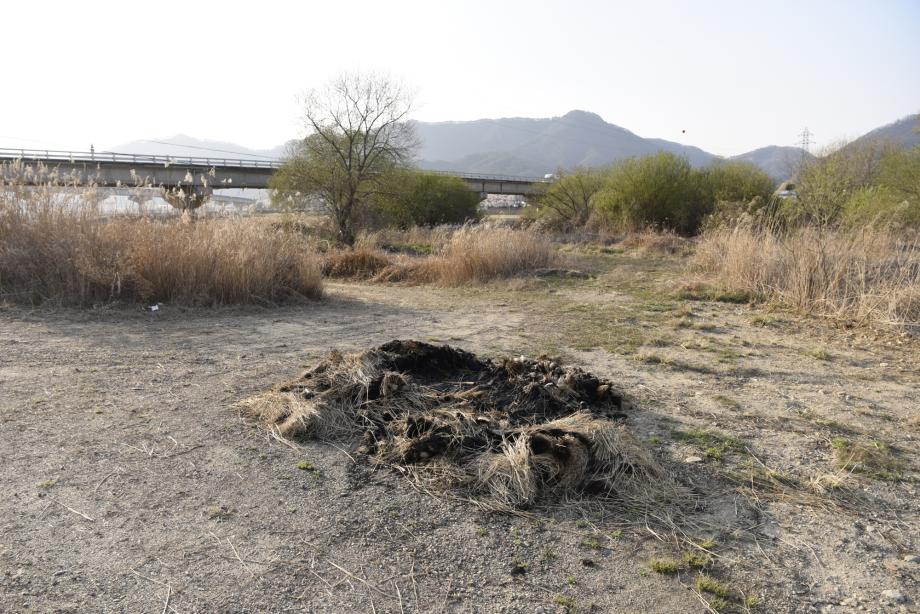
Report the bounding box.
[0,148,282,169]
[425,169,547,183]
[0,148,548,183]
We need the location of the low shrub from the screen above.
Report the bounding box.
[595,152,713,235]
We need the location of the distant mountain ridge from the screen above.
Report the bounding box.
[110,134,287,161]
[412,110,719,176]
[111,112,917,183]
[846,114,920,151]
[728,145,815,181]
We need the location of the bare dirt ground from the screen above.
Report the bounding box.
[1,250,918,613]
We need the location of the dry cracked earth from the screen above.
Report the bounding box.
[1,252,918,613]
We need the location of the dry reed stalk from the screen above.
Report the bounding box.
[691,223,920,328]
[427,225,557,285]
[1,163,323,305]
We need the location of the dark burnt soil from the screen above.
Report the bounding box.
[269,340,638,503]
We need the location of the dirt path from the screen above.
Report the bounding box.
[1,259,918,613]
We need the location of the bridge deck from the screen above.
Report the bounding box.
[0,148,544,196]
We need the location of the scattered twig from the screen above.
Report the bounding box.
[306,569,336,601]
[165,445,204,458]
[93,468,121,494]
[327,560,398,600]
[269,430,301,451]
[326,441,357,464]
[130,570,178,614]
[409,556,419,610]
[441,577,452,613]
[394,580,405,614]
[49,497,94,522]
[227,537,254,576]
[161,583,171,614]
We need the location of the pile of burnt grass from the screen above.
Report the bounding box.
[242,340,665,509]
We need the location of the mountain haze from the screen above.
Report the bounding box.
[728,146,816,181]
[110,112,915,184]
[846,114,920,151]
[111,134,288,161]
[413,110,717,176]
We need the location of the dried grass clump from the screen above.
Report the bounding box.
[0,163,323,305]
[321,248,394,279]
[692,223,920,328]
[324,226,558,286]
[427,225,558,285]
[619,228,692,256]
[356,226,453,253]
[242,340,667,509]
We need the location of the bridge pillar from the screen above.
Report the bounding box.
[163,186,212,211]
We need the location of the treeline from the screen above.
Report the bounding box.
[529,144,920,234]
[786,140,920,229]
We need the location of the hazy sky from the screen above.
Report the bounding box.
[2,0,918,157]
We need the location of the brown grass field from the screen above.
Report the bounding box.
[1,193,919,612]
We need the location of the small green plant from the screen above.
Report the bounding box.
[677,283,758,304]
[830,437,905,479]
[637,352,664,365]
[636,353,717,374]
[682,551,712,569]
[696,575,731,598]
[206,505,232,520]
[580,537,601,550]
[713,395,741,410]
[805,347,830,360]
[552,594,577,612]
[297,459,319,473]
[37,479,56,489]
[672,428,745,461]
[690,537,716,550]
[649,557,682,574]
[750,314,779,327]
[609,529,623,540]
[542,547,557,562]
[566,576,577,586]
[475,527,487,537]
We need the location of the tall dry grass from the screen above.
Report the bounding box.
[618,228,692,256]
[692,223,920,327]
[321,225,558,285]
[355,225,453,253]
[427,225,557,285]
[0,169,322,305]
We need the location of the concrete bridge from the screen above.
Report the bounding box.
[0,149,544,205]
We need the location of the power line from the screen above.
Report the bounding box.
[136,139,280,160]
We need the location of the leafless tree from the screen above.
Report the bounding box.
[272,73,417,244]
